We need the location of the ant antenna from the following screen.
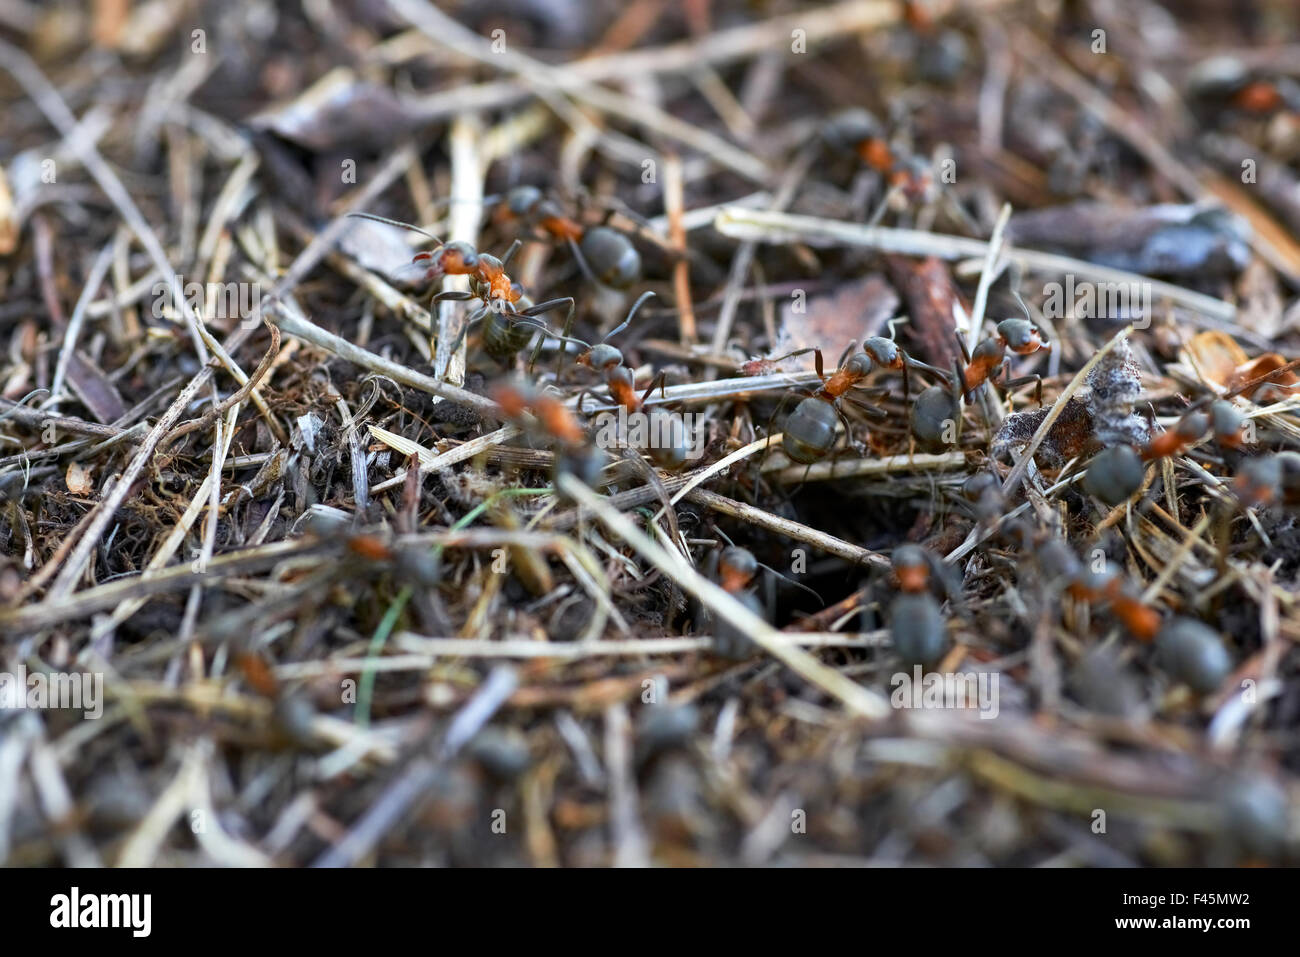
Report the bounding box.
[885,315,910,341]
[601,290,657,343]
[347,212,443,245]
[1007,260,1032,321]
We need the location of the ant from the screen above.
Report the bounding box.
[567,292,694,470]
[887,544,952,668]
[348,211,582,368]
[821,108,975,231]
[491,379,608,490]
[492,185,642,290]
[1081,399,1247,506]
[710,545,765,660]
[767,331,949,467]
[1034,537,1232,693]
[910,302,1050,448]
[1233,450,1300,509]
[706,541,822,660]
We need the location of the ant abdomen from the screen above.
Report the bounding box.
[782,397,839,464]
[1082,444,1145,505]
[889,592,948,668]
[911,384,960,448]
[714,589,763,660]
[1155,617,1232,694]
[645,410,692,470]
[482,311,538,361]
[579,226,641,288]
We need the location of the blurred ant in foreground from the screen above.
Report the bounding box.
[887,544,954,669]
[707,540,821,660]
[1033,536,1233,695]
[491,379,608,491]
[348,211,582,368]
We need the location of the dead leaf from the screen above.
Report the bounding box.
[767,275,899,371]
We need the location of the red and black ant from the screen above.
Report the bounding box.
[1034,537,1232,693]
[887,544,952,668]
[821,108,975,230]
[491,379,609,490]
[911,311,1051,448]
[348,211,582,368]
[492,185,642,290]
[766,332,949,466]
[1081,399,1248,506]
[707,541,822,660]
[565,291,695,470]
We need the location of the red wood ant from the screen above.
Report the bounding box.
[769,333,948,466]
[348,211,582,367]
[493,185,642,289]
[707,542,822,660]
[1081,400,1245,507]
[566,291,695,470]
[491,379,608,490]
[888,544,951,668]
[1036,538,1231,693]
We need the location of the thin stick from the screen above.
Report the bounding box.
[312,667,519,868]
[714,207,1236,322]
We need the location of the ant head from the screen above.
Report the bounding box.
[1211,400,1246,446]
[440,241,479,273]
[718,546,758,590]
[583,343,623,371]
[1234,454,1282,507]
[505,185,543,217]
[1174,409,1210,441]
[996,318,1047,355]
[579,227,641,289]
[821,108,883,154]
[862,336,902,370]
[842,352,874,378]
[891,544,931,593]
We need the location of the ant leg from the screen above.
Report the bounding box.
[864,183,902,228]
[836,340,858,370]
[952,329,973,365]
[432,290,475,305]
[517,296,577,370]
[813,348,826,383]
[566,236,600,287]
[603,290,656,344]
[639,370,669,407]
[843,393,890,421]
[446,305,488,357]
[1002,372,1044,407]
